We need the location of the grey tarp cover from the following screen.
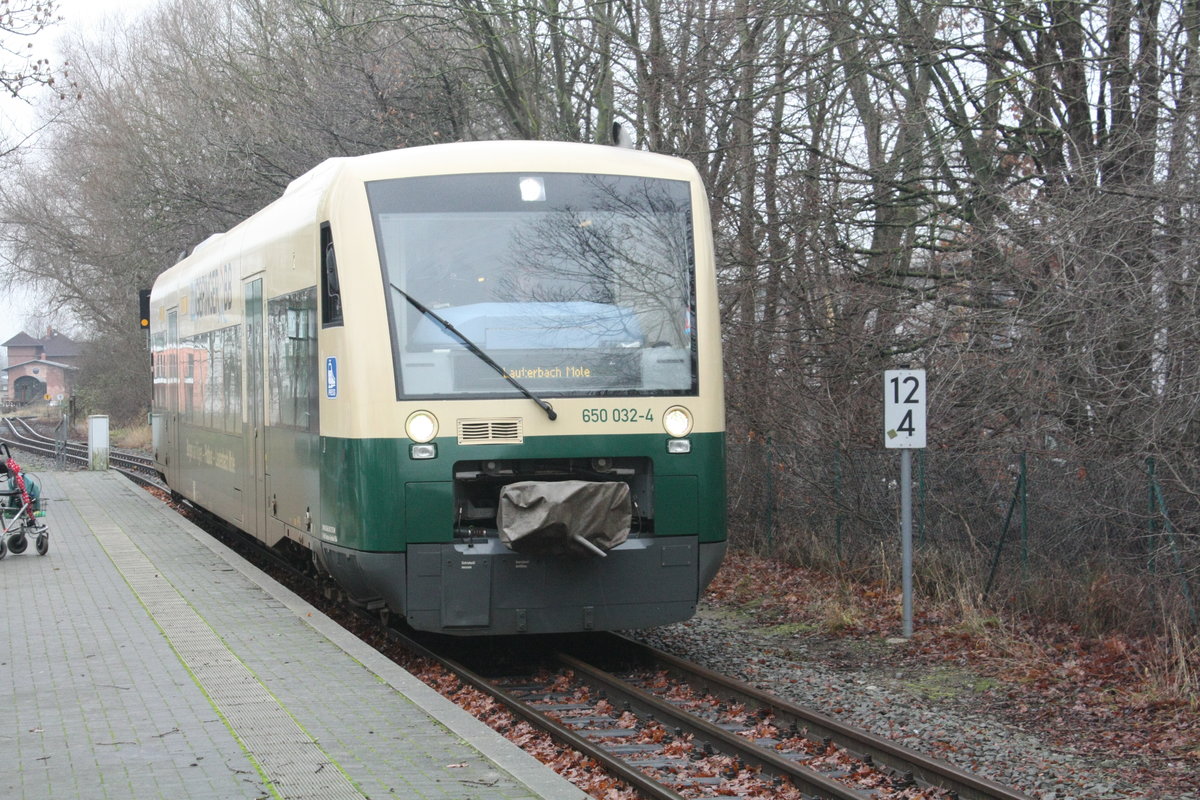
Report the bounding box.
[497,480,631,557]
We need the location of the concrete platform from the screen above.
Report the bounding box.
[0,470,588,800]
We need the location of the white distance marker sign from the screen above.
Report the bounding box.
[883,369,926,449]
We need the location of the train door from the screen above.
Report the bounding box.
[164,308,179,486]
[243,278,268,540]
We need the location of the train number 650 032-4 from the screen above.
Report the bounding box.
[582,408,654,423]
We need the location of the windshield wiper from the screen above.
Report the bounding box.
[389,282,558,421]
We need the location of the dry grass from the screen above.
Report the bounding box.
[111,423,152,451]
[5,402,62,421]
[726,519,1200,709]
[816,592,865,632]
[1134,620,1200,708]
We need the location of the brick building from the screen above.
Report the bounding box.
[3,331,82,406]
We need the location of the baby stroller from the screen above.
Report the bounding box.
[0,442,48,559]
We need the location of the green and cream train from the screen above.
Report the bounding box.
[149,140,726,635]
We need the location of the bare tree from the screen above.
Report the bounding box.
[0,0,67,156]
[0,0,1197,623]
[0,0,61,99]
[0,0,471,417]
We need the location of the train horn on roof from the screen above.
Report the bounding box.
[611,121,634,148]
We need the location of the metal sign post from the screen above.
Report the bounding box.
[884,368,926,638]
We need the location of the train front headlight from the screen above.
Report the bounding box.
[662,406,693,438]
[405,410,439,443]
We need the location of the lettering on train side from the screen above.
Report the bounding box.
[184,440,237,473]
[187,262,236,322]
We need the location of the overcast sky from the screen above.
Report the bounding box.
[0,0,162,346]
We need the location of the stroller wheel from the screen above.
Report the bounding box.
[35,533,48,556]
[0,537,6,560]
[8,532,26,555]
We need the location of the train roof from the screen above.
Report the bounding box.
[153,140,702,301]
[327,139,700,183]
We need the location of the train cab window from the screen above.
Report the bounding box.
[320,223,343,327]
[367,172,698,400]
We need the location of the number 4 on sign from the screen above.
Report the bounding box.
[883,369,926,449]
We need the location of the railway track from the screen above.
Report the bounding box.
[346,593,1037,799]
[417,632,1034,800]
[129,474,1036,800]
[0,417,161,487]
[523,634,1035,800]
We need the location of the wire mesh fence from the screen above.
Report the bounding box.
[727,440,1200,631]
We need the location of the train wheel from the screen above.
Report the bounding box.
[8,532,26,555]
[35,534,48,556]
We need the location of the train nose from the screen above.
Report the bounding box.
[497,480,631,558]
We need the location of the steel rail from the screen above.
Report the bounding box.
[6,417,155,469]
[8,417,86,456]
[597,632,1035,800]
[554,651,869,800]
[0,419,162,489]
[374,624,688,800]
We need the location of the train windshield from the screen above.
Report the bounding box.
[367,172,696,399]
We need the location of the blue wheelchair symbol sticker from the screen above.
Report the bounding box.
[326,357,338,398]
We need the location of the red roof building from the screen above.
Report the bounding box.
[3,330,81,406]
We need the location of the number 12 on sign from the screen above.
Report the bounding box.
[883,369,926,449]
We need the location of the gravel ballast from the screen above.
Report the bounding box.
[633,606,1197,800]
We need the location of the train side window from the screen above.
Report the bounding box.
[321,223,343,327]
[167,309,179,413]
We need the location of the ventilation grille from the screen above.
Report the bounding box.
[457,418,524,445]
